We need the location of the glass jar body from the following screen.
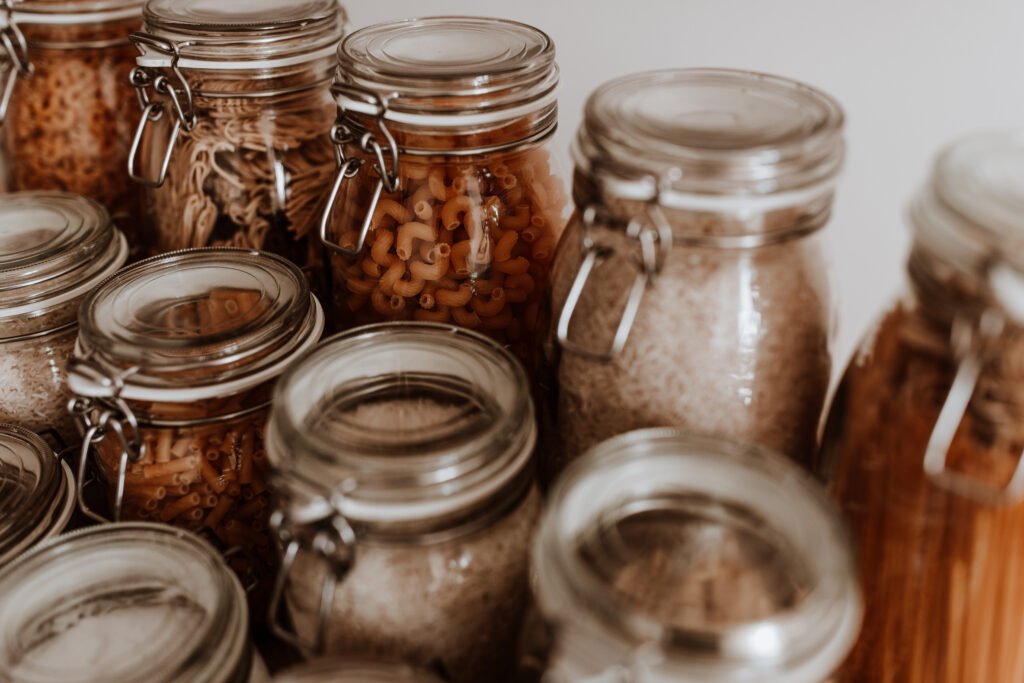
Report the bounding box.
[325,142,568,367]
[3,18,143,243]
[544,201,833,480]
[286,486,541,683]
[821,290,1024,682]
[140,81,337,274]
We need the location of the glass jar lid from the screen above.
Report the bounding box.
[275,659,444,683]
[269,323,534,530]
[0,425,74,566]
[136,0,345,69]
[0,523,249,683]
[0,192,127,322]
[910,129,1024,322]
[535,430,862,683]
[574,69,845,210]
[336,16,558,131]
[71,248,324,401]
[10,0,143,25]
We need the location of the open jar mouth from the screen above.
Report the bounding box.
[269,322,534,530]
[536,430,862,680]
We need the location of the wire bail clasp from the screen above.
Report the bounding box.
[924,309,1024,504]
[319,83,402,258]
[556,181,673,361]
[66,356,145,524]
[127,34,196,187]
[268,490,357,655]
[0,0,32,125]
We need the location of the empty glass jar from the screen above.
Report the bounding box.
[267,323,540,683]
[544,69,844,480]
[821,130,1024,682]
[319,17,567,367]
[529,430,862,683]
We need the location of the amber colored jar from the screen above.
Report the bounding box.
[0,0,144,245]
[821,131,1024,682]
[319,17,567,368]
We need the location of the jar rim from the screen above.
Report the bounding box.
[535,430,862,681]
[11,0,142,25]
[0,523,248,683]
[269,322,535,527]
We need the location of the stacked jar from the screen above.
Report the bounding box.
[319,17,567,367]
[529,430,862,683]
[67,248,323,583]
[127,0,345,276]
[0,192,127,444]
[821,131,1024,682]
[544,69,844,480]
[0,0,145,242]
[267,323,540,683]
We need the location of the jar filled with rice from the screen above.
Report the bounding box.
[66,247,324,602]
[126,0,345,280]
[0,0,145,248]
[319,17,568,369]
[525,429,862,683]
[820,131,1024,683]
[543,69,845,480]
[0,192,127,446]
[266,323,540,683]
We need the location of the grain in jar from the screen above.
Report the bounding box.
[267,323,540,683]
[66,248,323,583]
[0,424,75,566]
[0,523,269,682]
[127,0,345,273]
[543,69,844,480]
[525,429,862,683]
[0,0,145,242]
[821,131,1024,683]
[319,17,567,367]
[0,192,127,445]
[274,659,444,683]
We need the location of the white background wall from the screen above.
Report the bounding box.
[347,0,1024,372]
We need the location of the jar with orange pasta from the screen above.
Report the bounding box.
[0,0,145,245]
[66,248,323,591]
[319,16,567,367]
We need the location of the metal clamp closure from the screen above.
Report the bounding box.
[319,83,402,259]
[556,203,673,362]
[0,0,32,125]
[127,33,196,187]
[268,494,357,655]
[924,310,1024,504]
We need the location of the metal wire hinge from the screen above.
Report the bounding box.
[127,33,196,187]
[556,204,673,362]
[0,0,32,125]
[319,83,402,258]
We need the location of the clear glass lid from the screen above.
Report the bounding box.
[535,430,862,681]
[0,192,126,319]
[138,0,344,66]
[0,523,248,683]
[275,659,444,683]
[574,69,845,201]
[12,0,143,23]
[269,323,534,526]
[73,248,323,400]
[0,425,72,566]
[337,16,557,124]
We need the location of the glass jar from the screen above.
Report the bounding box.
[0,0,145,243]
[319,17,567,368]
[66,248,323,583]
[275,659,444,683]
[527,429,862,683]
[543,69,844,480]
[0,191,127,445]
[127,0,345,275]
[0,523,269,682]
[267,323,540,683]
[0,424,75,566]
[820,131,1024,682]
